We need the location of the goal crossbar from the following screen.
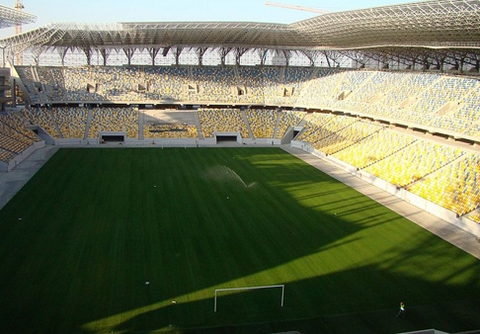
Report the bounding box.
[161,140,187,149]
[214,284,285,312]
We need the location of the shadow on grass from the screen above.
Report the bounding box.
[104,264,480,334]
[0,148,479,334]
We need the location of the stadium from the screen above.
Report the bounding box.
[0,0,479,333]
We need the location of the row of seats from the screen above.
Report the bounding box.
[0,112,40,163]
[333,130,417,168]
[198,108,249,138]
[311,120,383,155]
[18,66,480,140]
[297,113,357,144]
[298,113,479,215]
[245,109,278,139]
[22,107,138,140]
[406,153,480,216]
[22,108,58,137]
[88,107,138,138]
[14,107,310,142]
[51,107,89,139]
[362,141,464,188]
[276,110,307,139]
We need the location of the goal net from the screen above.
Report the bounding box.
[213,284,285,312]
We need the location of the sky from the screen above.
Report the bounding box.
[1,0,422,36]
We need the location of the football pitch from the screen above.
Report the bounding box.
[0,147,479,334]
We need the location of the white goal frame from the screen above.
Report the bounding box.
[161,139,187,149]
[214,284,285,312]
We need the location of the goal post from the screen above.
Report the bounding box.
[161,140,187,149]
[214,284,285,312]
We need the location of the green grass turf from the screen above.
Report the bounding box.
[0,147,479,334]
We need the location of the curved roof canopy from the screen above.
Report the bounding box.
[0,0,479,62]
[22,21,310,50]
[294,0,480,49]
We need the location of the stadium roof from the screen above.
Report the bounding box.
[3,21,310,50]
[0,0,479,67]
[294,0,480,49]
[0,4,36,29]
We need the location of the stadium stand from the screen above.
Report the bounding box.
[51,107,88,139]
[198,108,249,139]
[144,66,188,101]
[22,107,59,138]
[235,66,267,104]
[87,107,138,139]
[297,113,358,145]
[276,110,307,139]
[14,83,477,218]
[406,153,480,216]
[13,66,480,141]
[245,108,278,139]
[309,119,383,155]
[362,140,465,188]
[0,112,40,163]
[332,129,417,169]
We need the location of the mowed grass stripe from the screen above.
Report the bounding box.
[0,147,478,334]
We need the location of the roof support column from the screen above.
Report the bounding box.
[410,54,420,70]
[396,55,402,70]
[0,47,5,68]
[5,48,15,67]
[174,47,183,66]
[196,47,208,66]
[56,47,68,66]
[449,52,466,73]
[380,54,390,70]
[218,47,232,66]
[31,47,43,66]
[433,54,446,72]
[99,49,111,66]
[282,50,291,67]
[257,49,268,66]
[458,54,466,74]
[234,48,248,66]
[149,47,160,66]
[422,55,431,71]
[467,53,480,73]
[82,47,92,66]
[123,48,135,66]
